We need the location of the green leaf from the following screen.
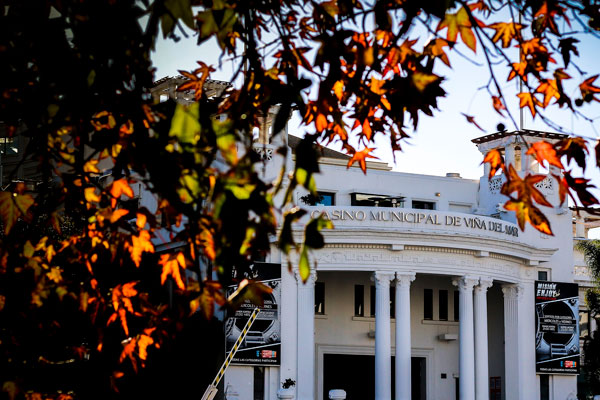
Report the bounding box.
[213,119,237,164]
[169,102,201,145]
[226,182,256,200]
[162,0,195,38]
[296,168,317,193]
[298,245,310,283]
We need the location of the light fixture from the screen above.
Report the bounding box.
[435,192,441,197]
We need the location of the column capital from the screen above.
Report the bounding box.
[294,268,317,285]
[501,283,523,299]
[371,271,395,286]
[475,277,494,293]
[452,275,479,292]
[395,272,416,288]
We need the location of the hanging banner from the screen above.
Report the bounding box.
[225,262,281,366]
[535,281,580,374]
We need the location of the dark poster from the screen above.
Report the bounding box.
[535,281,580,374]
[225,262,281,366]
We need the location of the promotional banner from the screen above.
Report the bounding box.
[225,262,281,366]
[535,281,580,374]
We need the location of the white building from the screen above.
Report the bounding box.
[224,129,588,400]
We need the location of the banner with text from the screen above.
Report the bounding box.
[225,262,281,366]
[535,281,579,374]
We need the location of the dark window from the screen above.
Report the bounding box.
[351,193,405,208]
[412,200,435,210]
[254,367,265,400]
[454,290,460,321]
[424,289,433,320]
[538,271,548,281]
[540,374,549,400]
[390,287,396,318]
[439,290,448,321]
[301,191,335,206]
[490,376,501,400]
[355,285,364,316]
[370,285,376,317]
[315,282,325,314]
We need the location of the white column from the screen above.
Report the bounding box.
[296,269,317,400]
[474,278,493,400]
[373,271,394,400]
[395,272,416,400]
[518,283,537,400]
[453,276,478,400]
[502,284,521,400]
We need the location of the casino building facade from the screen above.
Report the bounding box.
[223,128,587,400]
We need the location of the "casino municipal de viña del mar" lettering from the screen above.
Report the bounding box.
[310,209,519,237]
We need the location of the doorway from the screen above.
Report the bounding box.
[323,354,426,400]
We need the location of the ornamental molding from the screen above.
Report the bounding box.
[452,275,480,291]
[395,272,416,288]
[371,271,395,286]
[318,240,544,266]
[304,248,522,281]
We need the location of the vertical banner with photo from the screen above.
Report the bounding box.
[535,281,580,374]
[225,262,281,366]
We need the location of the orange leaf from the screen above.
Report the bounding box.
[315,113,328,133]
[129,230,154,267]
[109,179,134,208]
[136,213,147,230]
[580,75,600,101]
[423,38,451,67]
[84,187,101,203]
[437,7,477,52]
[487,21,524,48]
[492,95,506,116]
[347,147,378,174]
[158,252,186,289]
[503,199,552,235]
[177,61,216,101]
[110,209,130,223]
[482,149,504,178]
[526,141,564,169]
[517,92,542,117]
[535,79,560,107]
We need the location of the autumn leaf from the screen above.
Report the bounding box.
[492,96,506,116]
[0,184,35,235]
[563,171,599,207]
[128,230,154,267]
[85,187,101,203]
[580,75,600,102]
[437,6,477,52]
[177,61,216,101]
[517,92,542,117]
[462,113,485,132]
[482,149,504,178]
[109,179,134,208]
[423,38,451,67]
[536,79,560,107]
[558,38,579,67]
[411,72,441,92]
[347,147,378,173]
[503,199,552,234]
[487,21,524,48]
[556,137,588,170]
[158,252,186,290]
[526,141,564,169]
